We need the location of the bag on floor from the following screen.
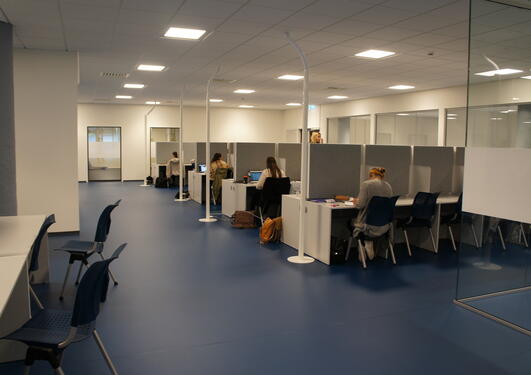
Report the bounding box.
[155,176,169,188]
[260,217,282,244]
[146,176,153,185]
[231,211,256,229]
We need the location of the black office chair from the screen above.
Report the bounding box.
[439,193,480,251]
[28,214,56,309]
[519,222,529,248]
[55,200,121,300]
[3,244,126,375]
[258,177,291,223]
[397,192,440,255]
[346,196,400,268]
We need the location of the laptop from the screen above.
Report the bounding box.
[248,171,262,182]
[199,164,207,173]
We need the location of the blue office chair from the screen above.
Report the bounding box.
[439,193,480,251]
[346,196,400,268]
[56,200,121,301]
[397,192,440,255]
[28,214,56,309]
[3,244,126,375]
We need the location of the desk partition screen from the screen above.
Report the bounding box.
[308,144,362,199]
[365,145,411,196]
[234,143,276,180]
[412,146,454,194]
[278,143,301,181]
[196,142,228,170]
[183,142,197,164]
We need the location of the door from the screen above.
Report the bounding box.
[87,127,121,181]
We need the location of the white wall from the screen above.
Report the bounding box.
[78,104,285,181]
[14,49,79,232]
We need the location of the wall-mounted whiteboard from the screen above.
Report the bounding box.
[463,147,531,224]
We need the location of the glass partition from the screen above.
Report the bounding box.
[327,115,370,144]
[87,127,121,181]
[445,108,466,147]
[376,110,438,146]
[455,0,531,336]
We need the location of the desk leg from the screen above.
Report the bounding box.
[0,262,30,363]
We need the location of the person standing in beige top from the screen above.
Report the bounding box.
[209,153,229,180]
[167,151,180,186]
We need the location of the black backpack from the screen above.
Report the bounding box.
[155,176,168,188]
[146,176,153,185]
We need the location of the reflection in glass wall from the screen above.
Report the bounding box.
[87,127,121,181]
[327,115,370,144]
[376,110,437,146]
[455,0,531,335]
[445,108,466,147]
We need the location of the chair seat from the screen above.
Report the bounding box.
[397,217,432,228]
[4,309,91,348]
[56,240,100,254]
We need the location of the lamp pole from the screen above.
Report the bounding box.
[139,105,156,187]
[175,87,189,201]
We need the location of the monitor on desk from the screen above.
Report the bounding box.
[199,164,206,173]
[249,171,262,182]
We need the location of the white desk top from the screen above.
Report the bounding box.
[0,255,27,317]
[0,215,45,258]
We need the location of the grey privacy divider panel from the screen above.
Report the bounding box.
[365,145,411,196]
[183,143,197,163]
[412,146,454,194]
[196,142,228,169]
[308,144,362,199]
[455,147,465,166]
[278,143,301,181]
[234,143,276,180]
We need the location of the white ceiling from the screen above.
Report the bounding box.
[0,0,528,109]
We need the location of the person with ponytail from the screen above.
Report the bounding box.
[256,156,286,190]
[351,167,393,261]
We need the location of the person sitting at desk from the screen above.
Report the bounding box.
[256,156,286,190]
[351,167,393,261]
[209,153,229,180]
[167,151,180,187]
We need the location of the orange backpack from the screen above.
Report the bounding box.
[260,217,282,244]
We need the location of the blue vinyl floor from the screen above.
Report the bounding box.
[1,182,530,374]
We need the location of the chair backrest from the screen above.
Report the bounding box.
[29,214,56,273]
[94,200,121,243]
[261,177,291,205]
[365,196,400,227]
[71,243,126,327]
[411,192,440,220]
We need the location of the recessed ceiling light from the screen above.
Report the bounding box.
[389,85,415,90]
[116,95,132,99]
[234,89,255,94]
[278,74,304,80]
[286,102,301,106]
[124,83,145,89]
[523,121,531,124]
[513,97,520,101]
[521,76,531,79]
[447,117,456,120]
[146,101,160,105]
[164,27,206,40]
[355,49,395,59]
[397,113,409,116]
[137,64,165,72]
[239,105,254,108]
[475,68,523,77]
[500,109,516,113]
[328,95,348,99]
[447,113,457,116]
[490,117,503,120]
[209,98,223,103]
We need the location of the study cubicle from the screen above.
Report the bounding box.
[188,142,229,204]
[282,144,465,265]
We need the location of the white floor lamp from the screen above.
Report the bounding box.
[175,87,190,202]
[285,32,314,264]
[139,105,156,187]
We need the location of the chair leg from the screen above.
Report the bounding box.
[258,207,264,225]
[357,239,367,269]
[99,253,118,285]
[388,238,397,265]
[403,229,412,256]
[23,365,31,375]
[59,262,73,301]
[470,222,480,249]
[345,237,353,261]
[520,223,529,248]
[55,367,65,375]
[497,225,506,251]
[29,286,44,310]
[93,330,119,375]
[74,262,84,286]
[448,225,457,252]
[429,227,437,253]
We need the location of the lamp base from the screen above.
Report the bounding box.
[199,217,217,223]
[174,198,190,202]
[288,255,315,264]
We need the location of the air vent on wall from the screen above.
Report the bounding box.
[100,72,130,79]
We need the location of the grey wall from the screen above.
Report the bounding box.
[308,144,362,199]
[278,143,301,181]
[365,145,411,196]
[0,22,16,216]
[413,146,454,194]
[196,142,228,169]
[235,143,275,180]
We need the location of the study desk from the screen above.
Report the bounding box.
[188,171,206,204]
[281,195,461,265]
[0,215,46,362]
